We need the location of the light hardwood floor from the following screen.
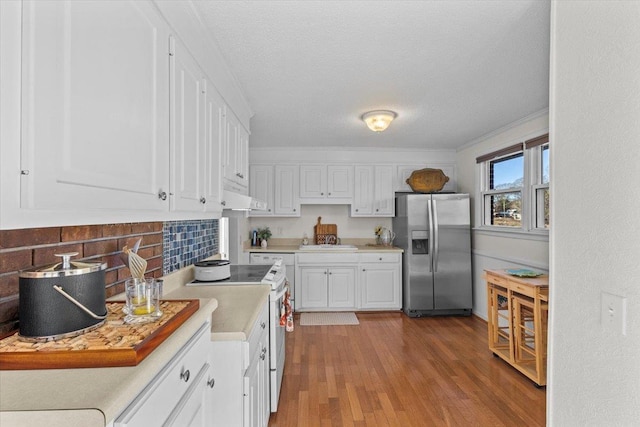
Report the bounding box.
[269,313,546,427]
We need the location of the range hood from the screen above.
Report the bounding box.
[222,190,267,211]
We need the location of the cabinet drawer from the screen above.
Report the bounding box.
[296,253,359,264]
[485,273,509,287]
[115,322,210,427]
[359,252,400,263]
[511,282,535,298]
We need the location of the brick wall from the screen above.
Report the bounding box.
[0,222,163,335]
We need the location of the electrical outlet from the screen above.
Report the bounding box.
[601,292,627,335]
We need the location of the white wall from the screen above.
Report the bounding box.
[456,112,549,318]
[548,2,640,425]
[249,204,391,240]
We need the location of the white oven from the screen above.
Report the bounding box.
[186,260,288,413]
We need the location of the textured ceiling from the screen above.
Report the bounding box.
[192,0,550,150]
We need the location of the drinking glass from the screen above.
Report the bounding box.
[124,278,162,324]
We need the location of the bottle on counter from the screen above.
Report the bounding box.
[302,233,309,245]
[252,229,258,246]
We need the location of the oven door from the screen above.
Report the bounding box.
[269,280,288,412]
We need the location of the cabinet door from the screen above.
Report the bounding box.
[328,268,356,308]
[299,267,329,309]
[203,81,224,214]
[243,354,259,427]
[360,264,400,309]
[21,0,170,212]
[224,111,240,188]
[163,364,211,427]
[274,165,300,216]
[352,166,374,216]
[237,125,250,189]
[373,165,394,216]
[258,330,270,427]
[249,165,274,216]
[170,37,205,212]
[327,165,353,198]
[299,165,326,198]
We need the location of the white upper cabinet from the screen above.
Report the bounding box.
[203,81,225,214]
[20,0,171,213]
[249,164,300,217]
[170,37,206,212]
[299,165,353,202]
[249,165,274,216]
[170,36,224,215]
[1,0,246,228]
[223,110,249,194]
[274,165,300,216]
[351,165,394,217]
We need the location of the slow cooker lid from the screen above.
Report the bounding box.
[19,252,106,278]
[194,260,231,268]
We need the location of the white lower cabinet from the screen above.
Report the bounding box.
[295,252,402,311]
[296,253,358,311]
[114,322,213,427]
[359,253,401,310]
[209,301,269,427]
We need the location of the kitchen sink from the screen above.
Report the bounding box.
[298,244,358,251]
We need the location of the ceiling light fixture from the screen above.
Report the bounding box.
[361,110,397,132]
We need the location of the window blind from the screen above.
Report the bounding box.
[476,143,523,164]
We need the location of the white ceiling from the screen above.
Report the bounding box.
[192,0,550,150]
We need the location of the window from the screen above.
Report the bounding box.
[477,134,549,232]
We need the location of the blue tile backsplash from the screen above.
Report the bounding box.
[163,219,218,274]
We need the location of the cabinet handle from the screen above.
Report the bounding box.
[328,192,331,196]
[261,321,266,329]
[180,369,190,383]
[376,209,379,212]
[236,173,245,179]
[221,200,226,206]
[207,377,215,388]
[158,190,167,201]
[200,197,206,204]
[260,353,266,361]
[355,209,359,212]
[320,192,324,196]
[324,271,327,275]
[293,208,296,212]
[21,170,29,175]
[379,257,383,261]
[362,269,366,272]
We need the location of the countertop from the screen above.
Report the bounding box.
[0,265,270,427]
[247,244,403,253]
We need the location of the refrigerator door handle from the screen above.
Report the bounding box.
[433,199,439,272]
[427,199,434,273]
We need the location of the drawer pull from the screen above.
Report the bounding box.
[180,369,190,383]
[207,377,215,388]
[261,322,266,329]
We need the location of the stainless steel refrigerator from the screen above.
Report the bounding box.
[393,193,472,316]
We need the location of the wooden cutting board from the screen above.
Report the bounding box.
[314,216,337,244]
[0,299,199,370]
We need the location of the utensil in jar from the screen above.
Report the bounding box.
[124,245,147,279]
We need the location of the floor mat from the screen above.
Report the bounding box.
[299,312,359,326]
